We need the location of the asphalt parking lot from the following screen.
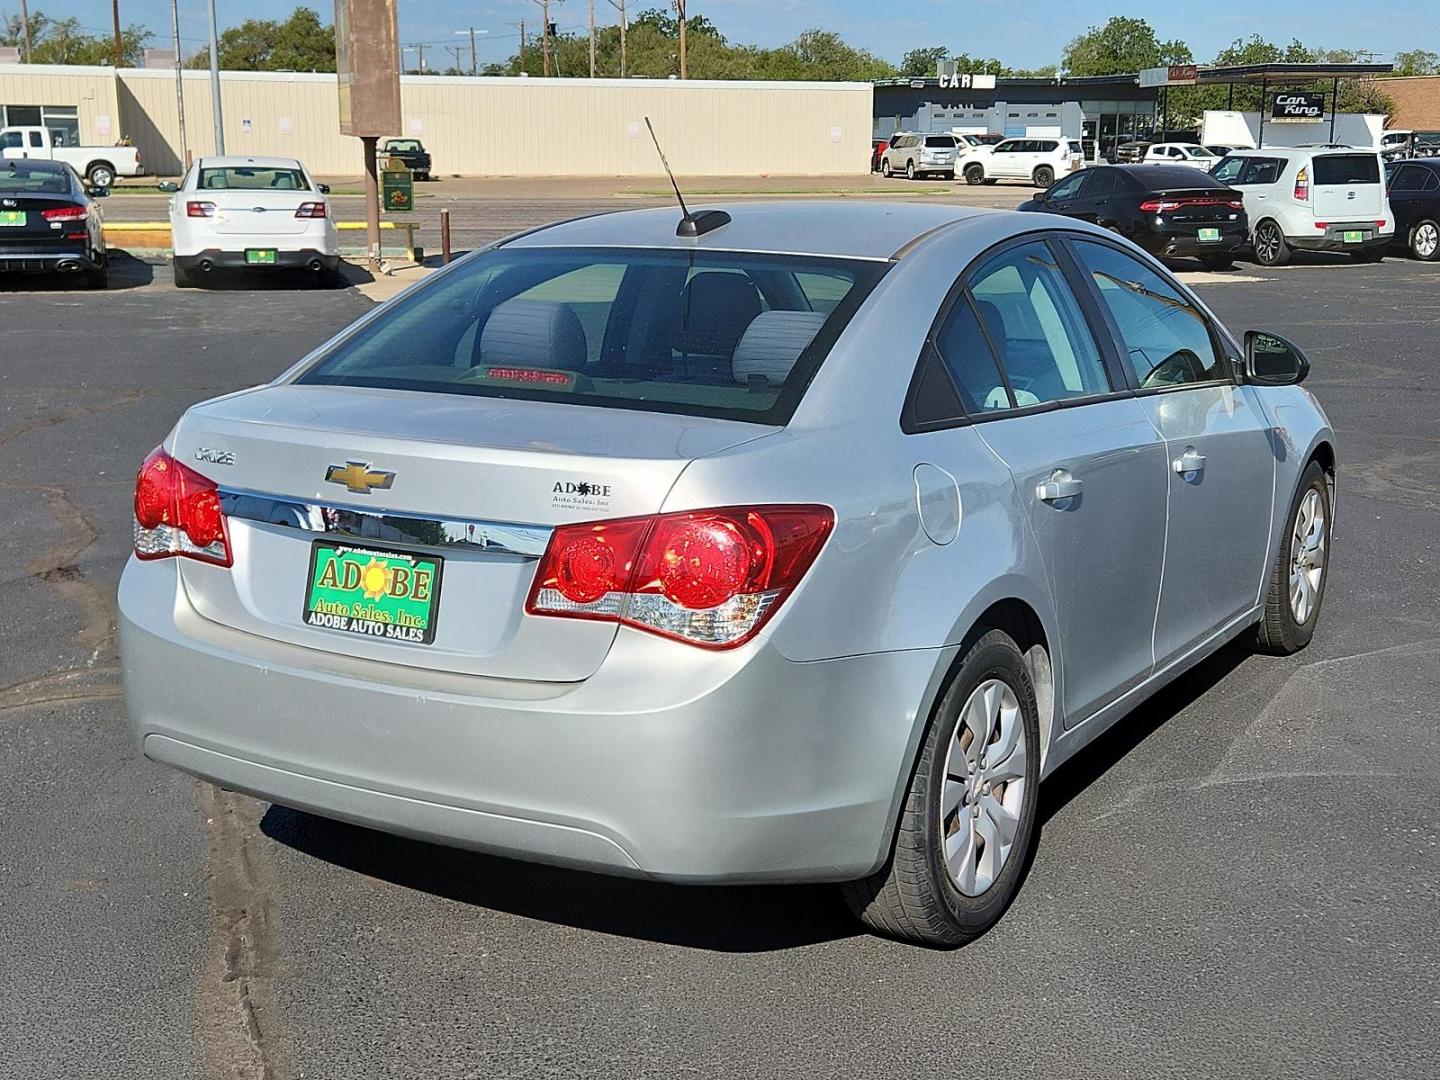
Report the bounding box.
[2,227,1438,1079]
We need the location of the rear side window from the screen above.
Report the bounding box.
[1071,240,1223,390]
[932,295,1012,413]
[1313,154,1380,184]
[1240,158,1285,185]
[298,247,886,425]
[968,241,1110,405]
[1068,141,1083,155]
[1038,141,1058,152]
[1388,165,1428,192]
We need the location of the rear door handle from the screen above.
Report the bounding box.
[1173,448,1206,475]
[1036,469,1083,502]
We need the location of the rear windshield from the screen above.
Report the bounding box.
[297,247,888,424]
[385,140,423,152]
[1313,154,1380,184]
[196,166,311,191]
[0,164,69,193]
[925,136,956,148]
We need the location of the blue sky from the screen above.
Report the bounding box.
[37,1,1439,69]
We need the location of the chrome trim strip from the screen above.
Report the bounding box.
[218,488,553,558]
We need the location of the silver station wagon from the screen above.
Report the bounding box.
[120,202,1335,947]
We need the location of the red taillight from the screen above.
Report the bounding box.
[1226,198,1244,210]
[186,201,216,218]
[1293,167,1309,201]
[526,505,833,648]
[295,202,328,219]
[1375,220,1387,228]
[132,448,231,566]
[1139,199,1180,213]
[41,205,87,222]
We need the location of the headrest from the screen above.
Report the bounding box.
[732,311,828,387]
[676,272,763,356]
[479,299,588,371]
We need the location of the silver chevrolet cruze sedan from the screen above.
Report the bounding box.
[120,202,1334,947]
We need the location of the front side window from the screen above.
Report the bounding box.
[0,131,22,150]
[1045,171,1088,200]
[1071,240,1223,390]
[968,241,1110,406]
[299,247,886,424]
[1210,156,1244,183]
[994,141,1018,154]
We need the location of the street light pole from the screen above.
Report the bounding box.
[205,0,224,153]
[170,0,188,168]
[455,28,488,76]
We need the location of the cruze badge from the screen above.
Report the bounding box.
[194,447,235,465]
[326,461,395,494]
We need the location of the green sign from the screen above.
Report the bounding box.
[303,542,443,645]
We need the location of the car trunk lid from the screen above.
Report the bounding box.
[209,192,317,236]
[0,194,84,241]
[1143,187,1246,225]
[1310,153,1386,221]
[170,384,778,681]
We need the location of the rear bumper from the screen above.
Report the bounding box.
[1145,222,1249,257]
[0,243,100,273]
[175,249,340,272]
[1286,223,1393,252]
[119,557,933,884]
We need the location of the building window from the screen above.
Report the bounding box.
[0,104,80,146]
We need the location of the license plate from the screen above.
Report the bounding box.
[1198,227,1221,242]
[303,542,443,646]
[0,211,25,227]
[245,248,278,265]
[1342,230,1364,244]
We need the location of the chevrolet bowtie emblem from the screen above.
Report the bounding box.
[325,461,395,494]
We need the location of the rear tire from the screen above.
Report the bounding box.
[1032,165,1054,188]
[1410,219,1440,261]
[843,629,1041,948]
[1252,220,1291,267]
[172,262,195,289]
[83,256,109,290]
[1253,460,1331,655]
[982,178,998,185]
[964,164,985,185]
[316,266,345,288]
[86,162,116,189]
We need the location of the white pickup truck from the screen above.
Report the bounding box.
[0,126,144,188]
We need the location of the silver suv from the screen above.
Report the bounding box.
[882,133,960,180]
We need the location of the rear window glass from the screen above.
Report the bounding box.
[1313,154,1380,184]
[0,164,69,193]
[297,247,887,424]
[197,167,311,191]
[925,136,957,148]
[385,140,423,152]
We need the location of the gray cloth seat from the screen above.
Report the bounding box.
[479,298,588,370]
[731,311,828,387]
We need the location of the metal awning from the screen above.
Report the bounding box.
[1195,62,1393,84]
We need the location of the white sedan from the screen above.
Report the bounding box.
[167,155,340,287]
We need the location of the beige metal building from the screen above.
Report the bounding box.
[0,63,873,177]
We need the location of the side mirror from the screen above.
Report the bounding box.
[317,183,331,194]
[156,180,179,193]
[1244,330,1310,385]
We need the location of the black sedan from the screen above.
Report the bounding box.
[1386,159,1440,261]
[1018,164,1248,270]
[0,158,108,288]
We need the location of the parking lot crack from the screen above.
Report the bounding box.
[0,388,142,450]
[24,485,116,663]
[197,785,293,1080]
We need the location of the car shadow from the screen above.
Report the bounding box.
[259,804,862,952]
[1038,639,1251,825]
[0,250,155,291]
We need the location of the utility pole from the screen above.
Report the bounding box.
[18,0,31,62]
[606,0,626,77]
[170,0,188,167]
[674,0,686,79]
[588,0,596,78]
[446,44,464,73]
[468,27,478,74]
[112,0,123,67]
[528,0,563,77]
[510,21,528,68]
[403,43,429,73]
[205,0,224,153]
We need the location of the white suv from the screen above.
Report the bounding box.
[1142,142,1219,165]
[1210,147,1393,266]
[960,137,1083,188]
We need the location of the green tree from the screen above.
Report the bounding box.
[1393,49,1440,76]
[900,46,949,77]
[186,6,335,72]
[1062,16,1189,77]
[2,10,150,65]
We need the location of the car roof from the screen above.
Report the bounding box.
[196,156,307,169]
[1113,164,1223,188]
[1227,146,1375,158]
[505,201,999,261]
[0,157,69,173]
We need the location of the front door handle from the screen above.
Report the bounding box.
[1173,448,1206,475]
[1036,469,1083,502]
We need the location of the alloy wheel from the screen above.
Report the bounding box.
[939,679,1027,897]
[1255,224,1282,265]
[1289,487,1327,624]
[1414,222,1439,260]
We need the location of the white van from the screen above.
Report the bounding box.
[1210,147,1393,266]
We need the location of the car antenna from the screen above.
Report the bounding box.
[644,116,730,238]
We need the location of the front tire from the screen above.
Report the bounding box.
[843,629,1041,947]
[906,161,916,180]
[1252,220,1291,267]
[1253,460,1331,655]
[964,164,985,185]
[1411,219,1440,261]
[882,159,893,178]
[1032,165,1054,188]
